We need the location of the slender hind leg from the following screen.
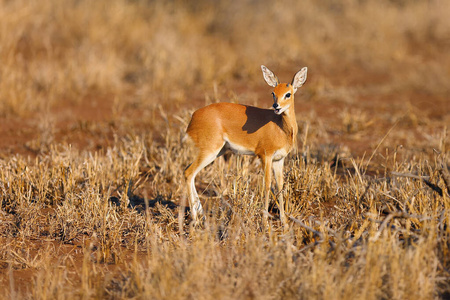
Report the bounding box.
[184,145,224,220]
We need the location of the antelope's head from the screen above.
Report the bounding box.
[261,65,307,115]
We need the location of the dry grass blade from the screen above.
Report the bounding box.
[289,216,323,239]
[390,172,430,180]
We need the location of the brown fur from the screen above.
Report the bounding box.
[185,66,307,224]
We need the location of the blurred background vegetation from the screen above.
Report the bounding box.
[1,0,449,116]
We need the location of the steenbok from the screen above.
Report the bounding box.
[184,65,307,224]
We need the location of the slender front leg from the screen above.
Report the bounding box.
[262,156,273,218]
[273,158,287,225]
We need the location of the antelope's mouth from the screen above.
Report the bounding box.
[273,104,290,115]
[273,105,282,114]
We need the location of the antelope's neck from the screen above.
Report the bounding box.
[282,107,298,146]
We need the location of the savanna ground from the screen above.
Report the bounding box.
[0,0,449,299]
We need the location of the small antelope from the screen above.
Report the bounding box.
[184,65,307,224]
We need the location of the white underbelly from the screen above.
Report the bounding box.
[272,148,288,161]
[224,138,255,155]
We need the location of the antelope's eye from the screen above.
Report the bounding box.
[285,93,291,99]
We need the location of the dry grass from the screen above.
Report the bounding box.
[0,0,449,299]
[1,125,449,299]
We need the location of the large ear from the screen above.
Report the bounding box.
[291,67,307,92]
[261,65,279,87]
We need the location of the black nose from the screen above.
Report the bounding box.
[273,103,278,109]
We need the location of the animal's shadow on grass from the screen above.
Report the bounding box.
[109,193,179,216]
